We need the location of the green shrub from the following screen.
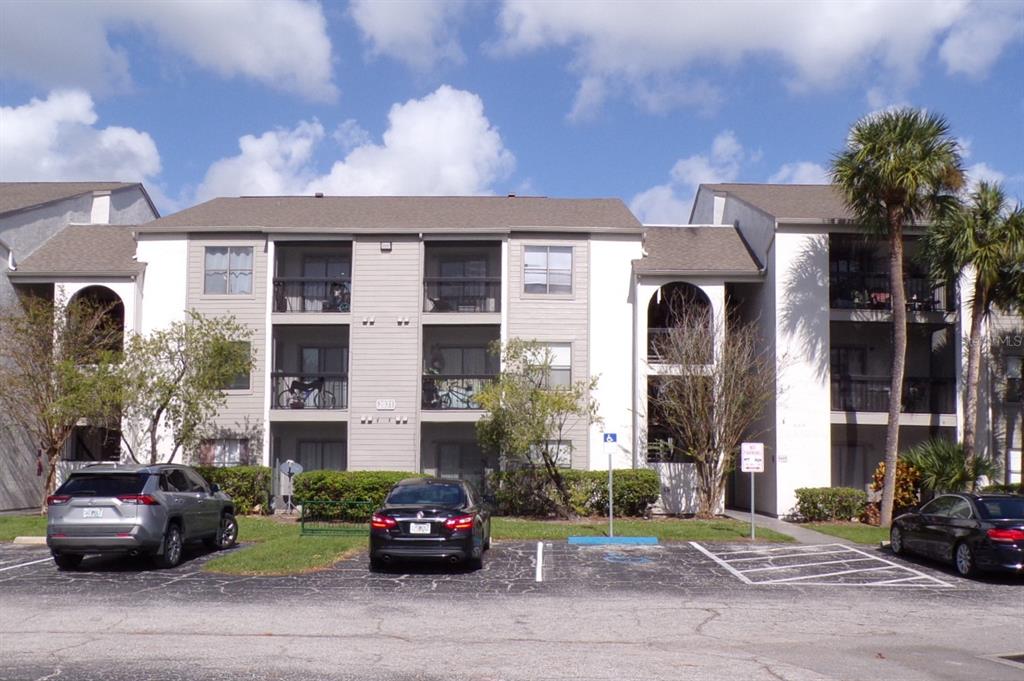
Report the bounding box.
[982,483,1024,494]
[794,487,868,522]
[489,468,660,517]
[861,459,921,525]
[901,439,1002,493]
[195,466,271,515]
[292,470,426,508]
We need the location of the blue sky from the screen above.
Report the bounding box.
[1,0,1021,221]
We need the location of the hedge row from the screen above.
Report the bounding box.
[982,483,1024,494]
[195,465,272,515]
[293,470,426,508]
[489,468,661,517]
[793,487,868,522]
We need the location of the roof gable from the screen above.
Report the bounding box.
[0,182,139,217]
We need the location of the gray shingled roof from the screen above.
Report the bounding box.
[10,225,141,276]
[0,182,138,217]
[702,183,853,221]
[632,226,762,276]
[142,196,641,233]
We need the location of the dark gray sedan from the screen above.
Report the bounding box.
[890,493,1024,577]
[46,463,238,570]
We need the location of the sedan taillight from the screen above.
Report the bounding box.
[444,514,475,531]
[987,528,1024,542]
[116,495,159,505]
[46,495,71,506]
[370,513,397,529]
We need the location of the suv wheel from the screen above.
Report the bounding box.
[204,513,238,550]
[153,524,183,569]
[52,552,83,571]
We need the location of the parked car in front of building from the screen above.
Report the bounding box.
[889,493,1024,577]
[369,477,491,571]
[46,463,238,570]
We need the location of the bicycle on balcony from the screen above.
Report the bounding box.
[277,377,337,409]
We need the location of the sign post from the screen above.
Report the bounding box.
[740,443,764,540]
[278,459,304,514]
[603,433,617,538]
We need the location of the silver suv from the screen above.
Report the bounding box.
[46,463,238,570]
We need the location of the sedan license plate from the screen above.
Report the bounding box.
[409,522,431,535]
[82,508,103,518]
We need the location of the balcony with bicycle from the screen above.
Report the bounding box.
[421,325,499,417]
[423,242,501,317]
[272,244,352,318]
[270,326,348,420]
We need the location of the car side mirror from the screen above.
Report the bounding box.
[209,484,220,494]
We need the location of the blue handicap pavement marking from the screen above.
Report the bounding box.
[603,551,652,565]
[568,536,659,545]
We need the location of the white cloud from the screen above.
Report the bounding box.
[350,0,467,71]
[0,0,336,101]
[630,130,750,223]
[940,2,1024,78]
[196,85,515,201]
[333,120,372,152]
[768,162,831,185]
[495,0,1013,116]
[965,162,1006,189]
[0,90,161,183]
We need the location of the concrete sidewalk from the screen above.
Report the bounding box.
[724,509,857,544]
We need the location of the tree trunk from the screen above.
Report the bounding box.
[880,227,908,528]
[39,446,61,515]
[962,279,986,467]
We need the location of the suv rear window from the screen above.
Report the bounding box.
[57,474,149,497]
[386,483,466,507]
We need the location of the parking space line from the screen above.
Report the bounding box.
[727,549,854,562]
[0,557,51,572]
[741,556,876,573]
[841,544,954,587]
[535,541,543,582]
[689,541,753,584]
[761,565,906,583]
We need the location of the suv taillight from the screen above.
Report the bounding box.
[987,528,1024,542]
[117,495,159,505]
[371,513,397,529]
[444,514,475,531]
[46,495,71,506]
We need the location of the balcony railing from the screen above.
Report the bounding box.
[831,376,955,413]
[273,277,351,313]
[423,277,501,313]
[829,272,953,312]
[422,374,496,409]
[272,372,348,409]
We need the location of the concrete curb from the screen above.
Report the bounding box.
[12,536,47,546]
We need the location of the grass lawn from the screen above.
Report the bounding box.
[493,517,794,543]
[806,522,889,545]
[203,517,365,575]
[0,514,46,541]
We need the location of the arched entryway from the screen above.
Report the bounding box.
[67,285,125,353]
[646,281,713,363]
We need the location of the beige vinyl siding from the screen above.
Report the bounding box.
[347,236,421,470]
[508,234,591,467]
[186,235,267,438]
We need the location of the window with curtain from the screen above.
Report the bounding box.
[297,441,346,471]
[531,342,570,388]
[524,246,572,294]
[223,341,251,390]
[199,439,249,467]
[204,246,253,294]
[528,440,572,468]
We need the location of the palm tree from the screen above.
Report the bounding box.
[831,108,963,527]
[923,182,1024,465]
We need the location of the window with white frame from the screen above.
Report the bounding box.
[204,246,253,294]
[200,438,249,467]
[524,245,572,294]
[528,440,572,468]
[543,343,571,388]
[223,341,251,390]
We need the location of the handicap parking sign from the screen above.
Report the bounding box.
[603,433,617,443]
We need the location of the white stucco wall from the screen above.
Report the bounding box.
[587,235,643,469]
[772,229,832,516]
[55,279,139,335]
[135,235,188,332]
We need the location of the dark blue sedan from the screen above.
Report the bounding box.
[890,493,1024,577]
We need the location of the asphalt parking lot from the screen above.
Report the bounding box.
[0,538,1018,601]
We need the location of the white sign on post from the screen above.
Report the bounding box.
[740,442,765,472]
[740,442,764,540]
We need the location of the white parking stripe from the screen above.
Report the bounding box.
[762,565,908,583]
[689,541,753,584]
[0,557,51,572]
[740,556,876,573]
[841,544,953,587]
[535,541,543,582]
[728,549,855,562]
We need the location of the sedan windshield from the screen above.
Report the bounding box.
[386,484,465,507]
[57,474,149,497]
[977,498,1024,520]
